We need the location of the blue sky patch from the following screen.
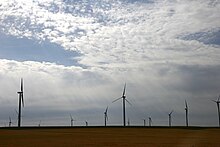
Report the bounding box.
[180,29,220,46]
[0,33,81,66]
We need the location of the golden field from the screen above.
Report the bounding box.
[0,127,219,147]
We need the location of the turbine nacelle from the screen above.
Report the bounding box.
[112,83,131,105]
[169,110,174,116]
[212,95,220,104]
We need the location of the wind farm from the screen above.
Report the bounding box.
[2,81,220,128]
[0,0,220,146]
[3,80,219,128]
[0,80,220,146]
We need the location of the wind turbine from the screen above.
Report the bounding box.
[104,106,108,127]
[212,95,220,127]
[85,121,88,126]
[148,117,152,127]
[185,100,189,127]
[127,118,130,126]
[142,119,146,126]
[112,83,131,126]
[9,117,12,127]
[168,110,173,127]
[38,120,41,127]
[70,114,76,127]
[17,78,24,128]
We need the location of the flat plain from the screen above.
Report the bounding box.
[0,127,219,147]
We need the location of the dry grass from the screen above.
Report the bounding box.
[0,127,219,147]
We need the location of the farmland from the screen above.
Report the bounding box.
[0,127,219,147]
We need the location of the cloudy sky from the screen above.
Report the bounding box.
[0,0,220,127]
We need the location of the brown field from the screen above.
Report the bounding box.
[0,127,219,147]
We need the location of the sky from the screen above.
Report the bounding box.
[0,0,220,127]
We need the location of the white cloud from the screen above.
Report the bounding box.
[1,0,219,68]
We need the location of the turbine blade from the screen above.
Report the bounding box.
[212,100,217,103]
[112,97,122,103]
[105,106,108,113]
[185,100,188,109]
[21,93,24,107]
[15,109,18,115]
[21,78,23,92]
[20,78,24,107]
[170,110,174,115]
[125,99,132,106]
[122,83,126,96]
[9,117,11,122]
[70,114,73,119]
